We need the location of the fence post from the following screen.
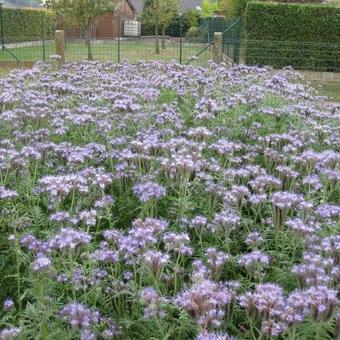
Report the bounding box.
[212,32,222,64]
[235,19,242,64]
[179,14,183,64]
[117,16,121,63]
[41,13,46,61]
[55,30,65,64]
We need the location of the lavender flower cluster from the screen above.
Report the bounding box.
[0,61,339,339]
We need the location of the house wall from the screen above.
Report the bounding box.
[65,0,136,39]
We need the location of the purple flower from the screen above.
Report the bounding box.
[49,211,71,223]
[210,210,240,237]
[60,303,100,328]
[133,181,166,203]
[210,139,243,156]
[285,218,320,238]
[94,195,114,209]
[281,290,309,325]
[31,255,52,272]
[239,283,284,320]
[261,319,287,337]
[238,251,270,279]
[322,235,340,265]
[271,191,304,233]
[249,193,267,205]
[0,186,18,200]
[174,279,233,329]
[307,286,338,321]
[132,218,168,235]
[0,327,21,339]
[271,191,304,210]
[139,287,167,319]
[78,209,97,227]
[302,174,323,191]
[205,248,229,280]
[20,234,49,254]
[38,173,88,200]
[100,318,119,339]
[49,228,91,251]
[90,248,119,263]
[89,268,108,286]
[245,231,264,249]
[292,252,332,287]
[189,215,208,239]
[316,204,340,220]
[143,250,170,277]
[250,175,281,193]
[3,298,14,311]
[196,331,236,340]
[163,232,192,256]
[80,330,96,340]
[224,185,250,209]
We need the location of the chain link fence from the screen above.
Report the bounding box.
[0,13,339,73]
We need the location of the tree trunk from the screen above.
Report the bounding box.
[162,26,166,49]
[84,26,93,60]
[155,24,160,54]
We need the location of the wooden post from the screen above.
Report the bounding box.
[55,30,65,64]
[212,32,222,64]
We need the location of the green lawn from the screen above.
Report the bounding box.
[0,40,210,65]
[311,81,340,102]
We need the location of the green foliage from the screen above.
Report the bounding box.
[221,0,250,17]
[185,9,200,28]
[142,0,179,30]
[46,0,119,59]
[46,0,117,29]
[244,2,340,71]
[2,8,55,43]
[142,0,179,52]
[200,0,221,18]
[141,10,197,37]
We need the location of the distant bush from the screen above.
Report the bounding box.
[244,1,340,71]
[262,0,326,2]
[141,10,200,37]
[185,26,209,42]
[2,8,55,44]
[222,0,252,17]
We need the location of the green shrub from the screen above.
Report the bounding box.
[244,2,340,71]
[185,26,209,42]
[2,8,55,44]
[222,0,252,17]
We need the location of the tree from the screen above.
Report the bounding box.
[45,0,118,60]
[220,0,250,17]
[200,0,221,18]
[142,0,178,54]
[160,0,178,49]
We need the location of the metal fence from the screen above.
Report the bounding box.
[0,14,339,73]
[0,15,228,67]
[0,39,214,68]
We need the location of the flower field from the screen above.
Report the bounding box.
[0,61,339,340]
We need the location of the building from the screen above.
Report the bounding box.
[129,0,202,16]
[66,0,137,39]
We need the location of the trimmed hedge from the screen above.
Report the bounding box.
[2,8,55,44]
[244,2,340,71]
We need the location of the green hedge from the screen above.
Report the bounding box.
[2,8,55,44]
[244,2,340,71]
